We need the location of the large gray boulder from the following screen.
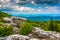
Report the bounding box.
[31,27,60,40]
[7,34,30,40]
[0,37,7,40]
[29,38,40,40]
[32,27,50,38]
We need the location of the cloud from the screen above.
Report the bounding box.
[33,0,59,4]
[16,0,31,5]
[11,5,35,12]
[46,6,60,14]
[0,4,2,8]
[0,0,16,11]
[0,0,60,14]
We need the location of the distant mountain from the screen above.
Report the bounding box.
[12,14,60,18]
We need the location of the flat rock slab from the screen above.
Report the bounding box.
[0,37,7,40]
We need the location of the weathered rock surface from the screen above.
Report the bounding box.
[7,34,30,40]
[3,17,26,27]
[0,37,7,40]
[28,27,60,40]
[13,27,20,34]
[0,27,60,40]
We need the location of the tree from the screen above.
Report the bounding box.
[49,18,54,31]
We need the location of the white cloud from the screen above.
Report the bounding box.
[0,0,14,9]
[0,0,60,14]
[11,5,60,14]
[16,0,19,3]
[0,0,4,2]
[37,6,60,14]
[4,0,10,2]
[47,6,58,13]
[12,5,35,12]
[31,1,35,4]
[38,9,42,12]
[0,0,10,3]
[0,5,2,8]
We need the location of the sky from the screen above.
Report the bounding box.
[0,0,60,14]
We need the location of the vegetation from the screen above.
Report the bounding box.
[0,11,60,36]
[19,18,60,35]
[20,22,33,35]
[26,19,60,32]
[49,18,54,31]
[0,12,13,37]
[0,12,11,23]
[0,12,11,17]
[0,25,13,37]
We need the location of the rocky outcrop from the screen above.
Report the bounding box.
[7,34,30,40]
[3,17,26,27]
[12,27,20,34]
[0,27,60,40]
[0,37,7,40]
[28,27,60,40]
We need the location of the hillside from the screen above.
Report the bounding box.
[0,12,12,22]
[0,12,11,17]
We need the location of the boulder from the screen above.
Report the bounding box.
[32,27,50,38]
[32,27,60,40]
[7,34,30,40]
[30,38,40,40]
[0,37,7,40]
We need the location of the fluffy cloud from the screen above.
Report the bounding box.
[0,0,60,14]
[16,0,31,4]
[11,5,35,12]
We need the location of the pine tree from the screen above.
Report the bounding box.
[49,18,54,31]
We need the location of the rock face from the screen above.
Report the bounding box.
[0,27,60,40]
[3,17,26,27]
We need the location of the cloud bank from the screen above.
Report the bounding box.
[0,0,60,14]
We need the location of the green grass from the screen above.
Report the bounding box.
[20,22,33,35]
[27,20,60,32]
[0,25,13,37]
[0,12,11,23]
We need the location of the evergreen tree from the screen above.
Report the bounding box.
[49,18,54,31]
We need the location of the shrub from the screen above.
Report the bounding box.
[0,25,13,37]
[20,22,33,35]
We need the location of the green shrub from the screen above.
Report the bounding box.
[0,26,13,37]
[27,20,60,33]
[20,22,33,35]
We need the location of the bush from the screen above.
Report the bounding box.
[20,22,33,35]
[0,25,13,37]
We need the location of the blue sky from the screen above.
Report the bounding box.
[0,0,60,14]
